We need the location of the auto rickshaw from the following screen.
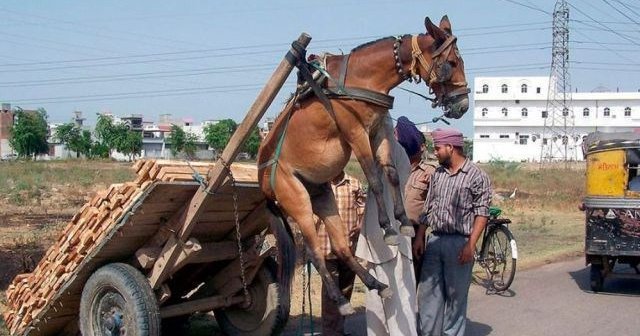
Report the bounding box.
[582,131,640,291]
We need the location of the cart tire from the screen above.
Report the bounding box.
[590,263,604,292]
[80,263,160,336]
[214,259,285,336]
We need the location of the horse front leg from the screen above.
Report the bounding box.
[311,186,393,299]
[371,117,415,237]
[349,133,399,245]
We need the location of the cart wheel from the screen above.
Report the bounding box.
[80,263,160,336]
[590,263,604,292]
[214,259,285,336]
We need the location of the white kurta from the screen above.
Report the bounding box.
[355,139,418,336]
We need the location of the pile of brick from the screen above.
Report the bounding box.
[2,159,254,335]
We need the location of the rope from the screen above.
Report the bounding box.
[295,250,314,335]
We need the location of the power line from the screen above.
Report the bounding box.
[498,0,551,15]
[601,0,640,29]
[568,2,640,47]
[614,0,640,16]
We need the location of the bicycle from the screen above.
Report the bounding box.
[474,206,518,292]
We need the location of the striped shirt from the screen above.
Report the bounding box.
[423,159,492,235]
[318,174,366,258]
[404,160,436,225]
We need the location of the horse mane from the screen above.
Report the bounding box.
[351,36,395,52]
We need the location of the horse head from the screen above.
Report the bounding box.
[401,16,469,119]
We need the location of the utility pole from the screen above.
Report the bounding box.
[540,0,577,167]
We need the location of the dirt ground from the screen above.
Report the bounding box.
[0,160,586,335]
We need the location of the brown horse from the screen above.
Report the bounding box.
[258,16,469,315]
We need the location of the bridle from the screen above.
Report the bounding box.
[393,34,470,108]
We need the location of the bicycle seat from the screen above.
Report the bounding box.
[489,218,511,225]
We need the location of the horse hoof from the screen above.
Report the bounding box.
[400,224,415,237]
[384,231,399,246]
[379,287,393,299]
[339,302,355,316]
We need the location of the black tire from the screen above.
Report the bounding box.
[214,259,285,336]
[590,263,604,292]
[80,263,160,336]
[482,226,517,292]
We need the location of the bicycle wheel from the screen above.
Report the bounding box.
[482,226,517,291]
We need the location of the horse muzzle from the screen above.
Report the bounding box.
[443,94,469,119]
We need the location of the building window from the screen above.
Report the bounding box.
[562,108,569,117]
[521,84,528,93]
[502,107,508,117]
[501,84,508,93]
[583,108,590,117]
[482,84,488,93]
[542,111,548,118]
[542,138,548,145]
[521,108,528,117]
[604,107,610,117]
[480,134,489,138]
[499,134,510,139]
[625,107,631,117]
[519,135,529,145]
[536,87,541,94]
[481,108,488,117]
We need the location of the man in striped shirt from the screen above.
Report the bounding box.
[413,128,492,336]
[317,170,366,336]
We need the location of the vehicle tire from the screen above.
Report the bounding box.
[590,263,604,292]
[214,259,286,336]
[80,263,160,336]
[482,226,517,292]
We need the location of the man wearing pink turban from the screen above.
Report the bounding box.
[413,128,492,336]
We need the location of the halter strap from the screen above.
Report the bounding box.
[407,34,467,88]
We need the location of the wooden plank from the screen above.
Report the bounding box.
[160,295,245,319]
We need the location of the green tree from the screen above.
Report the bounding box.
[168,124,186,157]
[79,130,94,158]
[118,130,142,161]
[94,114,118,156]
[183,132,199,159]
[54,123,83,158]
[204,119,237,154]
[464,139,473,160]
[241,126,261,159]
[9,107,49,159]
[94,114,142,160]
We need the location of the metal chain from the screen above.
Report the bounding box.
[223,158,251,303]
[185,158,249,302]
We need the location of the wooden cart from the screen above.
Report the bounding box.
[4,33,311,336]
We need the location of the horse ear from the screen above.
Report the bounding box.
[439,15,452,35]
[425,16,447,42]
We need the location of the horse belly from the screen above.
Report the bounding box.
[286,139,350,184]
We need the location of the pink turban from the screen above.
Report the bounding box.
[432,128,464,147]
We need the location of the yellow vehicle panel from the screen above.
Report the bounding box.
[586,149,627,197]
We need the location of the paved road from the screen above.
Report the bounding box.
[330,257,640,336]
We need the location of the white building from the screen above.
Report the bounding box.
[473,76,640,162]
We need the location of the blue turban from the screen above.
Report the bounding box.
[395,116,425,157]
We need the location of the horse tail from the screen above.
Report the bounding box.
[266,199,295,324]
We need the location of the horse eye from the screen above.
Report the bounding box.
[448,61,456,68]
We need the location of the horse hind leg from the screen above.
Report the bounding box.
[272,172,354,315]
[311,188,393,300]
[380,162,415,237]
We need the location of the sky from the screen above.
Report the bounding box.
[1,0,639,136]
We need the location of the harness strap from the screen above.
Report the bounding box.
[324,87,394,109]
[337,55,349,93]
